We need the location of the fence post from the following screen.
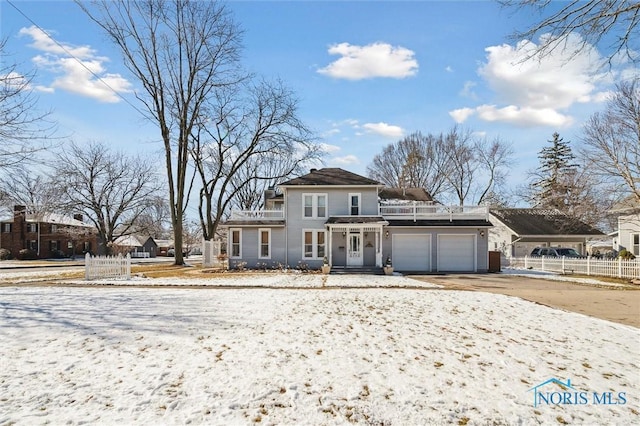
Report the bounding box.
[587,256,590,276]
[524,255,528,269]
[541,255,545,272]
[562,256,565,273]
[126,253,131,280]
[85,252,90,280]
[618,257,622,278]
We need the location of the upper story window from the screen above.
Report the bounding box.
[349,193,361,216]
[27,223,38,233]
[51,224,58,233]
[2,223,11,233]
[303,194,327,219]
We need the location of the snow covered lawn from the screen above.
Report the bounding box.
[1,278,638,425]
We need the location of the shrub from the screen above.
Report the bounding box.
[0,248,11,260]
[619,249,636,260]
[18,248,37,260]
[50,249,66,259]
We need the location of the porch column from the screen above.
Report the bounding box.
[328,226,333,266]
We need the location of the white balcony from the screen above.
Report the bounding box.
[230,210,285,221]
[379,203,489,222]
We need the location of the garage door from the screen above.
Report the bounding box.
[392,234,430,271]
[438,235,475,272]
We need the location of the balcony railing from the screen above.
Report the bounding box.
[230,210,285,221]
[379,203,489,222]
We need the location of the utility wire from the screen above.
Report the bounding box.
[6,0,148,117]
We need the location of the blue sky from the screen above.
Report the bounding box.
[2,0,636,193]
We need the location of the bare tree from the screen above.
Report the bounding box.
[79,0,244,265]
[0,172,62,217]
[500,0,640,66]
[475,136,514,205]
[580,80,640,203]
[442,127,478,206]
[366,131,452,199]
[0,38,56,171]
[56,142,162,255]
[192,79,320,240]
[131,195,172,239]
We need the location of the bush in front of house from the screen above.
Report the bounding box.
[619,249,636,260]
[18,248,37,260]
[0,248,12,260]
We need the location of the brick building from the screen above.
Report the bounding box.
[0,205,98,259]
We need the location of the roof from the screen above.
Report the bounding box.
[491,209,603,236]
[379,188,433,202]
[326,216,388,225]
[222,220,286,227]
[114,235,157,247]
[1,212,93,228]
[279,168,382,187]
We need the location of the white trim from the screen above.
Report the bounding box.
[229,228,242,259]
[258,228,271,259]
[302,229,327,260]
[302,193,328,219]
[348,193,361,216]
[631,233,640,256]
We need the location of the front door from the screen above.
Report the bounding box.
[347,231,363,267]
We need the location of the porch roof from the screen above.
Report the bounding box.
[326,216,388,225]
[223,220,286,227]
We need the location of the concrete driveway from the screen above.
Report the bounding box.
[409,273,640,328]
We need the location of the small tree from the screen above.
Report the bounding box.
[530,132,578,210]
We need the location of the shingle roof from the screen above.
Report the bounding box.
[491,209,603,236]
[279,168,382,186]
[386,219,492,227]
[379,188,433,202]
[326,216,388,225]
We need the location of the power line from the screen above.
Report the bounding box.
[6,0,148,117]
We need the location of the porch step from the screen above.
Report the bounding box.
[330,266,384,275]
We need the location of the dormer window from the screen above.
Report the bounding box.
[349,193,361,216]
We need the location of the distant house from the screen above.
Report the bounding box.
[155,239,174,257]
[489,208,604,258]
[0,205,97,259]
[222,168,492,273]
[113,235,158,258]
[611,197,640,256]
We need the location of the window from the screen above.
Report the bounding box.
[2,223,11,233]
[50,240,59,251]
[27,223,38,233]
[632,234,640,256]
[29,240,38,251]
[303,230,326,259]
[230,229,242,258]
[302,194,327,219]
[259,228,271,259]
[51,224,58,233]
[349,193,361,216]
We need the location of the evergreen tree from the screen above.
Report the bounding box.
[531,132,578,210]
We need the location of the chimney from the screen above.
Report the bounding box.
[13,205,26,220]
[263,187,276,208]
[74,214,83,222]
[310,168,317,173]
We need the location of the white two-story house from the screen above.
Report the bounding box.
[223,168,492,273]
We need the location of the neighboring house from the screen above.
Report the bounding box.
[223,168,492,273]
[154,239,174,256]
[489,208,604,258]
[113,235,158,258]
[611,197,640,256]
[0,205,97,259]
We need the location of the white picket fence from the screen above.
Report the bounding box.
[85,253,131,281]
[510,256,640,280]
[202,240,226,268]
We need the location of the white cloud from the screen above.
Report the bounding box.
[449,107,475,123]
[332,155,360,165]
[449,33,612,127]
[445,66,453,73]
[317,42,418,80]
[319,143,341,154]
[19,25,132,103]
[361,122,404,138]
[459,81,477,100]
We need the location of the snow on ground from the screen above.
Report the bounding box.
[63,273,442,288]
[1,277,638,425]
[502,267,634,288]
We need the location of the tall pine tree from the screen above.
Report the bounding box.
[532,132,578,210]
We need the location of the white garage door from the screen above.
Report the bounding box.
[438,235,476,272]
[392,234,430,271]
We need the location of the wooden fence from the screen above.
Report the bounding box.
[85,253,131,281]
[509,256,640,280]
